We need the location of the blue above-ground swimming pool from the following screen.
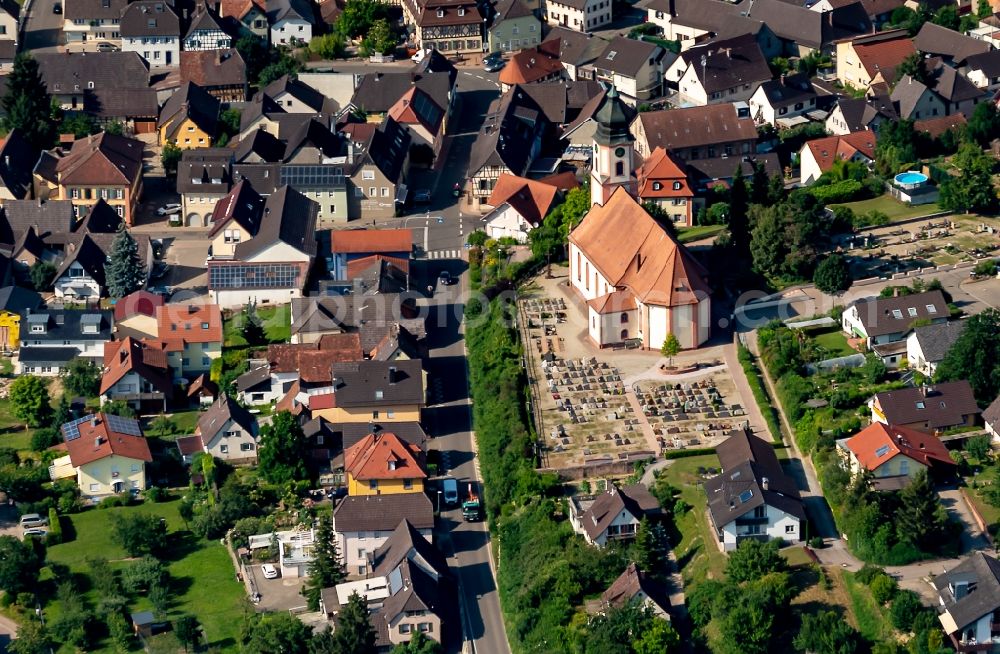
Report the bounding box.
[894,171,929,189]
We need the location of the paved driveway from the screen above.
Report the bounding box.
[247,565,308,612]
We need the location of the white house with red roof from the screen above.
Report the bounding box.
[483,172,578,242]
[837,422,955,491]
[48,413,152,497]
[329,228,413,280]
[568,188,711,349]
[799,130,877,184]
[635,147,695,226]
[387,87,446,157]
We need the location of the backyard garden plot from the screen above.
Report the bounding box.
[637,377,746,453]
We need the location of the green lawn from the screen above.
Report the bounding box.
[831,195,941,223]
[0,397,39,452]
[223,305,291,347]
[965,481,1000,533]
[146,409,204,439]
[840,570,893,643]
[677,224,725,244]
[659,455,729,583]
[808,327,856,358]
[45,500,244,653]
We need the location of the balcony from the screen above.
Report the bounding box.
[735,516,769,526]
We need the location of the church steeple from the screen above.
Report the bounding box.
[590,86,637,207]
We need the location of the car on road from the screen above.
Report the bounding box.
[22,528,48,540]
[261,564,279,579]
[156,203,181,216]
[438,271,453,286]
[413,189,432,204]
[484,54,505,72]
[19,513,48,529]
[442,477,459,506]
[53,2,62,13]
[96,42,119,52]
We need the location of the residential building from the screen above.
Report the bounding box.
[387,87,447,160]
[268,0,315,46]
[251,336,365,404]
[236,365,284,405]
[686,154,782,197]
[64,0,128,49]
[838,422,955,491]
[600,563,670,618]
[112,289,163,338]
[0,130,40,203]
[16,309,113,375]
[746,0,873,57]
[195,394,260,463]
[985,395,1000,441]
[153,302,223,379]
[641,0,741,45]
[589,86,636,206]
[33,132,145,225]
[254,74,337,115]
[489,0,541,53]
[933,552,1000,652]
[292,359,425,424]
[119,0,181,68]
[179,49,248,102]
[842,290,949,346]
[635,147,694,226]
[870,381,982,434]
[498,42,565,92]
[915,114,967,142]
[329,228,413,280]
[593,36,668,106]
[0,287,42,352]
[467,87,548,208]
[630,104,757,159]
[892,70,969,121]
[332,493,434,575]
[799,130,876,185]
[484,173,576,241]
[402,0,484,58]
[541,27,608,81]
[344,432,427,496]
[207,183,318,307]
[183,3,234,51]
[248,526,316,577]
[49,413,151,497]
[704,428,805,551]
[568,483,662,547]
[349,61,457,130]
[219,0,268,39]
[835,30,915,90]
[748,73,819,126]
[906,320,966,376]
[568,188,711,349]
[544,0,612,31]
[100,336,174,412]
[0,0,17,43]
[177,148,233,228]
[158,81,220,149]
[963,50,1000,91]
[913,21,990,66]
[341,119,412,221]
[669,34,771,107]
[825,94,897,134]
[51,232,153,300]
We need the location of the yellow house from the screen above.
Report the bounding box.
[157,81,220,149]
[48,413,152,497]
[0,286,43,351]
[343,432,427,496]
[299,360,426,425]
[206,179,265,257]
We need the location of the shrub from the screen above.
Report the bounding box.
[973,259,997,276]
[808,536,824,549]
[98,493,132,510]
[144,486,168,503]
[890,590,924,632]
[870,573,899,604]
[855,564,886,585]
[46,507,62,546]
[809,179,864,203]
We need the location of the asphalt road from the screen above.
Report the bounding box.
[21,0,64,53]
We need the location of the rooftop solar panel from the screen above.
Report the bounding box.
[105,413,142,437]
[61,415,91,442]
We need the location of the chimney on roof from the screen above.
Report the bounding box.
[893,286,900,297]
[725,47,731,58]
[762,477,769,490]
[921,385,931,397]
[634,252,642,271]
[95,436,102,448]
[91,415,98,427]
[120,348,128,364]
[388,366,397,384]
[214,49,222,66]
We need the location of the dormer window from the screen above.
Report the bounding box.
[437,8,444,16]
[375,389,383,399]
[652,181,662,191]
[672,181,682,190]
[458,6,465,15]
[148,18,156,27]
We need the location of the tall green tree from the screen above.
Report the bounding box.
[717,602,773,654]
[107,611,132,654]
[161,140,182,177]
[302,517,346,610]
[0,536,43,595]
[61,358,102,398]
[240,612,312,654]
[29,260,57,292]
[725,539,786,583]
[9,375,52,427]
[875,119,919,177]
[336,0,390,38]
[175,616,202,653]
[110,512,168,557]
[363,18,397,55]
[332,591,377,654]
[242,300,267,345]
[979,0,993,18]
[104,223,147,299]
[258,411,310,484]
[965,101,1000,146]
[939,142,999,214]
[895,53,929,85]
[728,166,750,254]
[813,253,853,294]
[7,619,51,654]
[794,610,864,654]
[896,469,949,551]
[633,618,680,654]
[1,54,55,150]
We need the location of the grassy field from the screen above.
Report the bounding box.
[146,410,203,439]
[808,327,856,358]
[677,225,725,244]
[0,397,39,452]
[223,305,291,347]
[841,570,893,643]
[660,455,729,583]
[965,482,1000,532]
[45,499,244,653]
[831,195,941,222]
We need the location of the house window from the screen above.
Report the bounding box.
[403,479,413,490]
[220,444,229,453]
[652,181,662,191]
[355,187,364,197]
[615,161,623,176]
[372,411,379,419]
[369,480,378,490]
[418,623,432,633]
[620,312,628,323]
[672,181,681,190]
[362,169,375,180]
[386,410,395,418]
[399,624,412,634]
[785,524,795,533]
[241,443,254,451]
[381,187,389,197]
[90,484,100,492]
[369,187,376,197]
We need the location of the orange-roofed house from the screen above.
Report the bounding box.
[837,422,956,491]
[483,172,578,242]
[330,228,413,280]
[387,87,447,158]
[799,130,876,185]
[344,432,427,496]
[100,336,175,412]
[635,147,695,227]
[836,30,916,90]
[48,413,152,497]
[153,302,223,380]
[499,43,564,92]
[113,290,165,339]
[568,187,711,349]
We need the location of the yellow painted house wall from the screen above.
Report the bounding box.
[872,455,926,479]
[161,118,213,149]
[0,311,21,349]
[347,474,425,496]
[76,454,146,496]
[210,224,252,258]
[311,404,422,423]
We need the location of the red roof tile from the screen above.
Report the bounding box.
[844,422,955,471]
[330,228,413,255]
[344,432,427,482]
[62,412,152,467]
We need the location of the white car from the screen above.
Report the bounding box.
[261,564,279,579]
[156,203,182,216]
